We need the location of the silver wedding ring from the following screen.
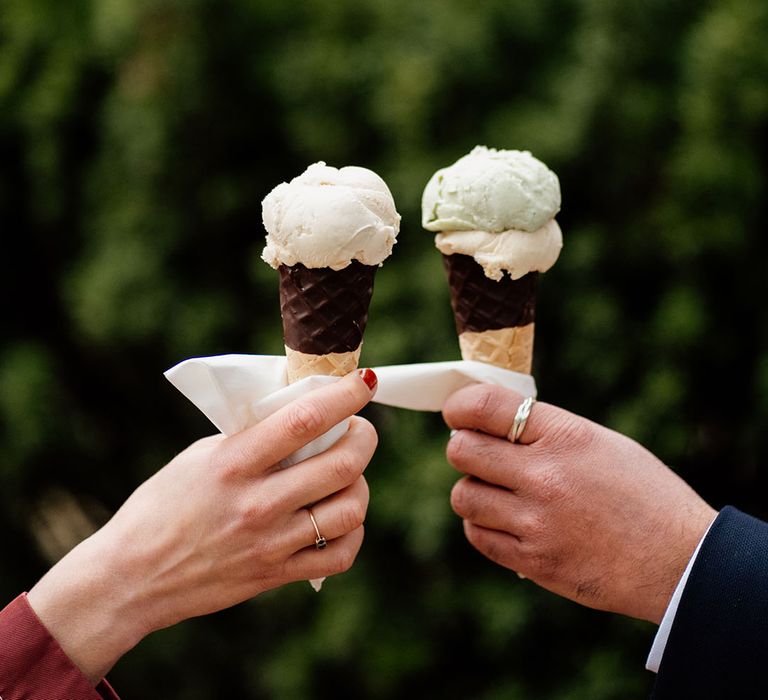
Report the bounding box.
[307,508,327,550]
[510,396,536,443]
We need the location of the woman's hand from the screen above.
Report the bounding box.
[443,384,716,624]
[28,369,379,683]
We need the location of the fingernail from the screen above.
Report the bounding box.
[358,368,377,393]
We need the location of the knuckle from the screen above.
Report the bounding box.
[482,538,504,563]
[330,546,356,575]
[210,446,244,482]
[332,449,363,484]
[356,476,370,509]
[463,521,480,546]
[468,386,499,423]
[284,401,325,440]
[546,411,594,453]
[190,434,223,452]
[240,495,279,528]
[514,533,538,561]
[446,431,469,467]
[450,480,473,517]
[255,539,284,565]
[467,525,500,561]
[339,500,366,533]
[517,537,561,579]
[564,417,593,450]
[357,417,379,450]
[533,467,568,504]
[515,511,546,539]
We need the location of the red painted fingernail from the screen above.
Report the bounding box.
[358,368,377,392]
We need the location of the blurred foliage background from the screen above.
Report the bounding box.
[2,0,767,697]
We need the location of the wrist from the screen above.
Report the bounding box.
[27,524,152,683]
[645,502,718,624]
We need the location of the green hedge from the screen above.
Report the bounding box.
[2,0,767,697]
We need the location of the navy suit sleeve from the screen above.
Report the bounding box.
[652,506,768,699]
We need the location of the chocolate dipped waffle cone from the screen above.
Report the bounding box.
[279,261,377,383]
[443,252,537,373]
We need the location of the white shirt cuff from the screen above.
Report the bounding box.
[646,516,716,672]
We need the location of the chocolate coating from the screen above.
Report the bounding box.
[443,253,537,334]
[278,261,377,354]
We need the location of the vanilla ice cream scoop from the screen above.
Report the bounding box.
[435,220,563,281]
[422,146,560,233]
[262,162,400,270]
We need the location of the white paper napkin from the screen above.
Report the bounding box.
[165,354,537,421]
[164,354,537,590]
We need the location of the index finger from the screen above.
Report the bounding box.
[442,383,551,444]
[219,368,378,473]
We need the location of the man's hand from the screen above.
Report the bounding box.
[443,384,716,624]
[28,369,378,684]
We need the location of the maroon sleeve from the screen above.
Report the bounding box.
[0,593,120,700]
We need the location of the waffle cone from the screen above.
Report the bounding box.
[285,346,362,383]
[442,253,537,374]
[458,325,534,373]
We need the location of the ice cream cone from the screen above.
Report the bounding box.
[422,146,563,376]
[278,261,377,383]
[262,162,400,383]
[443,252,537,373]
